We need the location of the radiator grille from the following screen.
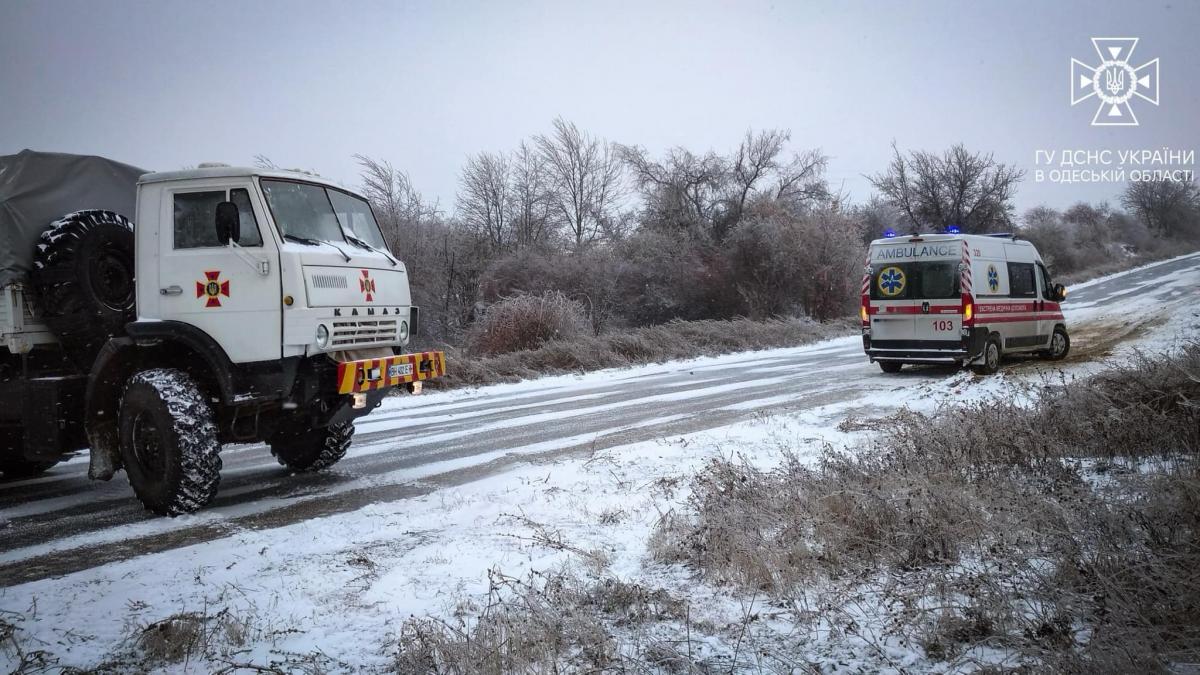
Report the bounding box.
[331,318,397,347]
[311,274,349,289]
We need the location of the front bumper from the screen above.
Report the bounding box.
[336,350,446,394]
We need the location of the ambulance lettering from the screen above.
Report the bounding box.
[873,244,956,260]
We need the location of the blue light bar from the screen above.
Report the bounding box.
[883,228,897,238]
[945,224,961,234]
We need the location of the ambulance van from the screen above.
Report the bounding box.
[860,232,1070,374]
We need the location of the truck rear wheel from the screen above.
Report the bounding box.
[31,210,136,371]
[878,361,903,374]
[269,423,354,473]
[118,369,222,516]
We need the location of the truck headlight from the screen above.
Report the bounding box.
[398,320,410,345]
[316,324,330,349]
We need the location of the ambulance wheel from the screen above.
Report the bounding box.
[269,422,353,473]
[1042,327,1070,361]
[119,369,222,516]
[973,335,1002,375]
[878,361,904,374]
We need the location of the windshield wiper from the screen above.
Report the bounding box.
[283,233,351,263]
[344,233,399,267]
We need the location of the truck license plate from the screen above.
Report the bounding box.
[388,363,413,379]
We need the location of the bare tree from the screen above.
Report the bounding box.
[620,144,726,236]
[622,129,829,242]
[457,151,512,252]
[1121,178,1200,240]
[508,141,555,249]
[728,129,788,223]
[534,118,625,250]
[868,143,1024,233]
[354,154,439,244]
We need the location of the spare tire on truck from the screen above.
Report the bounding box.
[31,210,136,371]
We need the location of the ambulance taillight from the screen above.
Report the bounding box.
[860,296,870,326]
[962,293,974,326]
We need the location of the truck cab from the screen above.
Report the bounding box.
[1,153,444,515]
[860,232,1069,375]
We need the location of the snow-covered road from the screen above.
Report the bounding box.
[1,253,1197,586]
[0,253,1197,663]
[0,253,1197,671]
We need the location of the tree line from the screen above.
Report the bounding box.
[350,119,1200,349]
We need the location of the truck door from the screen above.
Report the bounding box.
[1003,260,1039,350]
[156,186,281,363]
[910,261,962,343]
[1035,262,1056,347]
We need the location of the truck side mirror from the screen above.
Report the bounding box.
[215,201,240,245]
[1052,283,1067,302]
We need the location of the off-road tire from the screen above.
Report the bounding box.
[269,423,354,473]
[878,361,904,374]
[118,369,222,516]
[1041,326,1071,361]
[31,210,136,371]
[972,334,1002,375]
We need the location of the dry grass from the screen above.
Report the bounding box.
[392,568,699,674]
[652,343,1200,671]
[468,292,591,356]
[430,315,854,390]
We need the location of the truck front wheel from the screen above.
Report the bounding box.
[269,423,354,473]
[118,369,222,516]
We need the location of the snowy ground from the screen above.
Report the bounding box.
[2,252,1198,672]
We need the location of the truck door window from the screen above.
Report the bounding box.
[870,262,959,300]
[1007,262,1037,298]
[1036,262,1053,299]
[918,261,959,299]
[229,188,264,247]
[173,191,226,249]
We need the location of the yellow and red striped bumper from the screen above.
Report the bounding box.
[336,351,446,394]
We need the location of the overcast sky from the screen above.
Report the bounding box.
[2,0,1197,215]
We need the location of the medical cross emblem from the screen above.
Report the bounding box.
[1070,37,1159,126]
[195,270,230,308]
[987,265,999,292]
[878,266,905,297]
[359,269,376,302]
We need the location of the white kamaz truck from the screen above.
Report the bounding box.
[0,150,444,515]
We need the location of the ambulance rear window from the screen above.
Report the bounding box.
[871,262,960,300]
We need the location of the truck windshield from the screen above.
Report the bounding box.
[260,179,390,252]
[870,261,960,300]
